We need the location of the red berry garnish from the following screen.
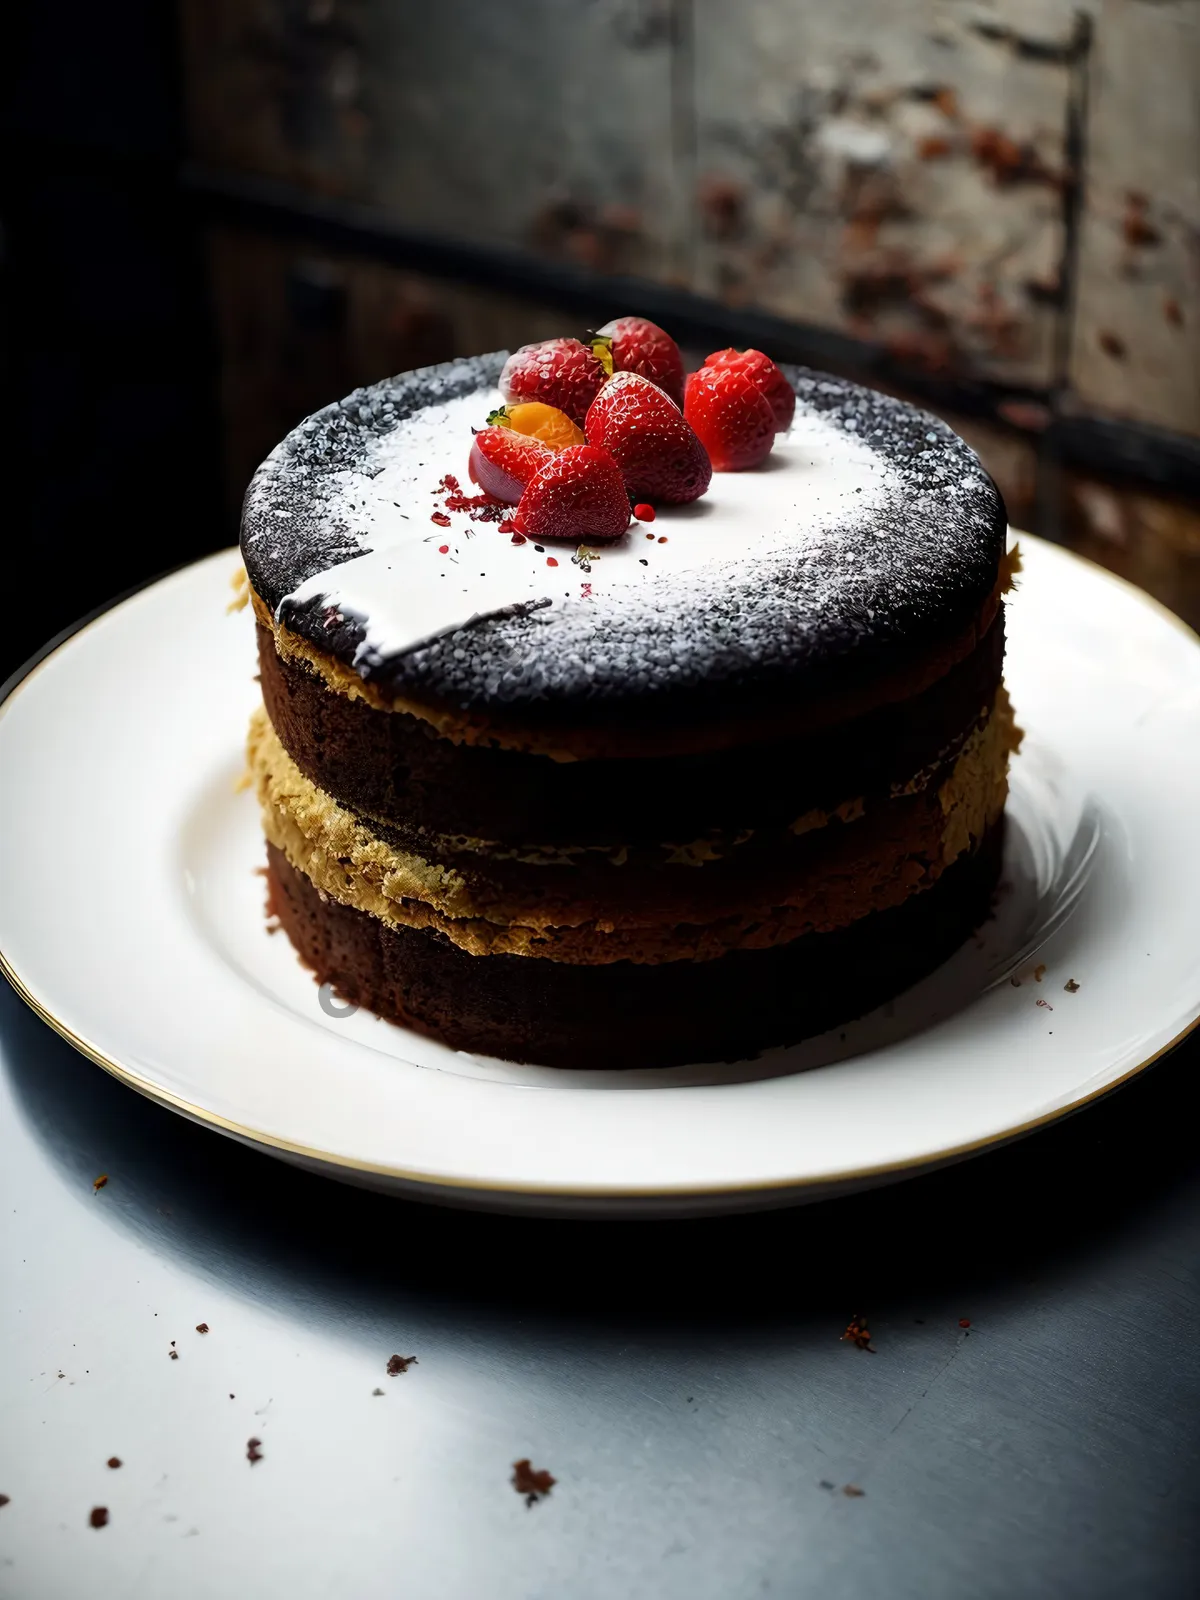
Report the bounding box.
[512,445,631,544]
[703,348,795,432]
[683,365,775,471]
[468,426,554,505]
[633,502,656,522]
[585,372,711,505]
[499,338,609,425]
[593,317,685,408]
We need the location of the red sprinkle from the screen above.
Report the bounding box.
[438,544,449,554]
[546,557,558,567]
[431,511,451,527]
[959,1318,971,1328]
[633,503,656,522]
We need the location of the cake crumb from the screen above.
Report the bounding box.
[107,1457,122,1470]
[512,1459,555,1507]
[90,1507,109,1528]
[1033,964,1046,982]
[247,1438,263,1465]
[226,566,250,613]
[386,1354,417,1376]
[196,1323,210,1334]
[1064,978,1080,993]
[841,1314,875,1353]
[93,1174,108,1192]
[842,1484,865,1498]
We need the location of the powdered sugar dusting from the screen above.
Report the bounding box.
[280,390,896,672]
[241,353,1004,712]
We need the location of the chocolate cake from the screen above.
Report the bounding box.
[241,349,1016,1067]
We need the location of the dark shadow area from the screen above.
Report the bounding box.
[2,5,225,683]
[4,978,1198,1347]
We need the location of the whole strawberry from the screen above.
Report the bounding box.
[684,365,775,471]
[593,317,685,408]
[585,371,711,505]
[703,348,795,432]
[468,426,554,504]
[499,339,609,425]
[513,445,631,543]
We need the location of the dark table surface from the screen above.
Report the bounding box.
[1,972,1197,1599]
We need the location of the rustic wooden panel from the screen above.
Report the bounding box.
[179,0,372,195]
[1067,0,1200,435]
[690,0,1080,388]
[1062,473,1200,627]
[181,0,679,280]
[206,227,570,513]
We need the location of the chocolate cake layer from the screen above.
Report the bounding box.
[250,693,1014,961]
[265,821,1004,1068]
[256,608,1005,848]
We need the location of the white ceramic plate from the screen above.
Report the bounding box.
[2,536,1199,1216]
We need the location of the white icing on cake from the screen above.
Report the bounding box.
[280,390,900,669]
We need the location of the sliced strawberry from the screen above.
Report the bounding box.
[512,445,631,544]
[585,371,711,505]
[593,317,685,408]
[703,348,795,432]
[683,365,775,470]
[468,426,554,505]
[499,338,609,425]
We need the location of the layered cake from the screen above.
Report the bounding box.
[242,327,1017,1067]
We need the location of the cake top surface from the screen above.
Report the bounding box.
[241,352,1005,718]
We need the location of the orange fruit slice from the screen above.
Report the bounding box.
[491,401,585,451]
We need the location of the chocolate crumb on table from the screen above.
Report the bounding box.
[106,1457,122,1470]
[386,1354,417,1376]
[841,1314,876,1353]
[195,1323,209,1334]
[842,1484,866,1498]
[89,1507,109,1528]
[92,1175,108,1192]
[511,1459,556,1507]
[1064,978,1080,993]
[246,1438,263,1465]
[0,1494,10,1507]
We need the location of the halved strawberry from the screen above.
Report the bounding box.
[512,445,631,543]
[683,365,775,470]
[593,317,685,408]
[468,426,553,504]
[584,371,711,505]
[702,348,795,432]
[499,339,609,425]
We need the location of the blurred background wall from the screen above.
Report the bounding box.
[4,0,1198,677]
